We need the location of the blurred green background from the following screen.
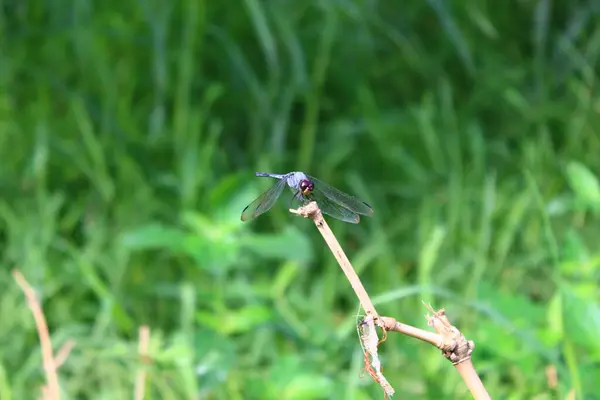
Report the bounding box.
[2,0,600,399]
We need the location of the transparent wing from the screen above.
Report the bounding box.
[308,175,374,216]
[308,189,361,224]
[241,178,287,221]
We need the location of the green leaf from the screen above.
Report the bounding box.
[283,374,334,399]
[119,222,188,252]
[241,225,313,262]
[197,304,274,335]
[208,174,257,227]
[565,161,600,212]
[270,355,334,400]
[195,329,237,391]
[561,286,600,355]
[267,355,334,398]
[418,224,446,287]
[475,281,549,362]
[119,221,242,272]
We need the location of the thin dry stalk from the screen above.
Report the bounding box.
[290,202,492,400]
[377,316,446,348]
[289,202,377,316]
[455,360,490,400]
[545,365,558,389]
[12,269,61,400]
[54,340,76,369]
[134,325,151,400]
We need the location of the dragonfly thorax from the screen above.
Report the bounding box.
[285,172,309,190]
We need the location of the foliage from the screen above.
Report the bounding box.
[1,0,600,398]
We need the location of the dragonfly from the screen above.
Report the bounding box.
[240,171,374,224]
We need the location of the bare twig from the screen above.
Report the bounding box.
[455,360,490,400]
[290,202,491,400]
[377,316,449,349]
[134,325,151,400]
[54,340,76,369]
[12,269,61,400]
[545,365,558,389]
[290,202,377,316]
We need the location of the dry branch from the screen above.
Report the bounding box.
[289,202,377,315]
[290,202,491,400]
[134,325,151,400]
[12,269,61,400]
[54,340,76,370]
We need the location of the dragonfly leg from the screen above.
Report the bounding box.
[289,191,299,209]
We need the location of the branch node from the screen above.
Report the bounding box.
[423,304,475,365]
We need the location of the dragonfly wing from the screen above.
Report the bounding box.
[241,178,287,221]
[308,189,361,224]
[308,175,374,216]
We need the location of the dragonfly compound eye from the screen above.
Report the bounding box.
[300,179,314,195]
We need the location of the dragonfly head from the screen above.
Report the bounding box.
[299,179,314,195]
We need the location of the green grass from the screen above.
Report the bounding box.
[1,0,600,398]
